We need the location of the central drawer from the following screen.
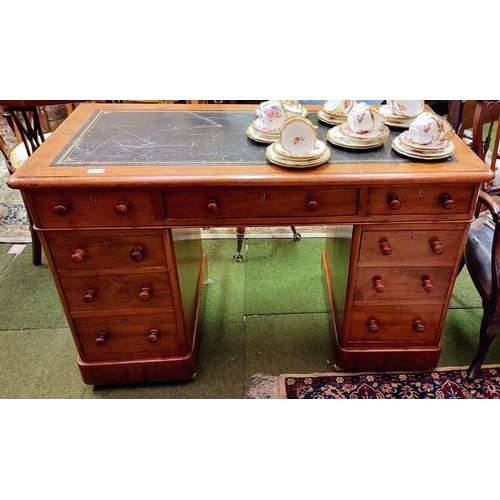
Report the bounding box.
[163,187,359,218]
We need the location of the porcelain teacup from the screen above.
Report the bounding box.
[408,111,454,145]
[256,100,287,133]
[281,100,303,116]
[387,100,424,118]
[346,102,384,135]
[323,100,355,116]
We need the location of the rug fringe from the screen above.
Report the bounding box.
[248,373,278,399]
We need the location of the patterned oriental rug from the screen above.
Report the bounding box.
[0,163,30,243]
[249,366,500,399]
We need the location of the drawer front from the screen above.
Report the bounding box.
[359,229,465,267]
[47,231,167,270]
[164,187,359,218]
[61,273,173,312]
[346,304,443,344]
[31,190,164,228]
[367,186,474,216]
[354,266,454,302]
[74,313,183,361]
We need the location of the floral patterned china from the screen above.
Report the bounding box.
[274,139,328,160]
[398,130,450,151]
[339,122,390,141]
[391,136,455,160]
[346,102,385,135]
[327,125,387,149]
[256,100,287,133]
[408,111,454,145]
[281,100,308,117]
[323,100,355,116]
[386,100,424,118]
[266,140,331,168]
[246,123,278,144]
[279,116,317,156]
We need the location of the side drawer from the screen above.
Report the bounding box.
[359,229,465,267]
[354,266,454,302]
[163,187,359,218]
[46,230,167,270]
[30,190,165,228]
[345,304,444,345]
[367,186,475,216]
[61,272,173,312]
[74,313,183,361]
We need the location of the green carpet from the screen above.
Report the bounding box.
[0,237,497,398]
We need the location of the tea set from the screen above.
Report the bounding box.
[247,100,456,168]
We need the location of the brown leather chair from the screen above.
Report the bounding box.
[463,100,500,379]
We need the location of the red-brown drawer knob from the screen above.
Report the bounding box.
[413,320,425,332]
[387,195,401,210]
[84,289,96,303]
[440,194,456,210]
[307,197,320,211]
[422,279,434,292]
[95,332,109,346]
[367,319,379,332]
[148,329,161,344]
[54,201,71,217]
[380,241,392,255]
[430,240,444,255]
[131,247,144,262]
[71,249,86,263]
[207,199,219,213]
[139,287,152,301]
[373,277,385,293]
[115,200,131,215]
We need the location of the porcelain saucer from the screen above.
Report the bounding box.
[317,109,347,125]
[378,105,421,129]
[266,141,331,168]
[327,126,387,149]
[339,123,390,141]
[398,131,451,151]
[255,104,307,118]
[392,137,455,159]
[246,124,278,144]
[274,139,327,160]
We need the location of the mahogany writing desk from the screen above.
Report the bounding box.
[8,103,494,385]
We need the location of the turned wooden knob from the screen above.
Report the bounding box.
[115,200,131,215]
[367,319,379,332]
[307,197,320,211]
[139,287,152,301]
[148,329,161,344]
[131,247,144,262]
[440,194,456,210]
[422,279,434,292]
[207,199,219,213]
[387,195,401,210]
[71,249,86,263]
[95,332,109,346]
[380,241,392,255]
[430,240,444,255]
[84,289,96,303]
[373,277,385,293]
[413,320,425,332]
[54,201,71,216]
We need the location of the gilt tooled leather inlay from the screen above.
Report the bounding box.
[52,110,455,166]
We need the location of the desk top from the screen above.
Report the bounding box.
[8,103,494,190]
